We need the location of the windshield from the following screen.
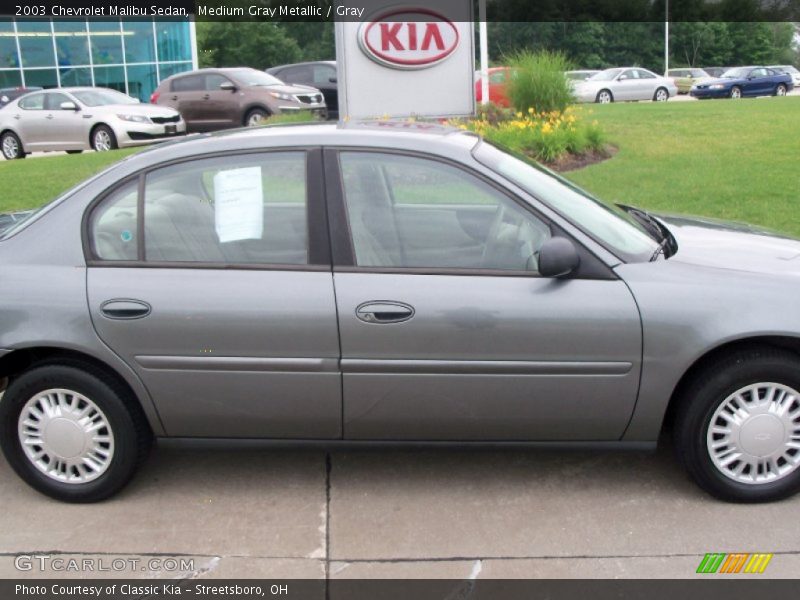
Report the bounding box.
[588,69,623,82]
[229,69,284,87]
[775,65,799,74]
[72,89,137,106]
[721,67,751,79]
[473,141,659,263]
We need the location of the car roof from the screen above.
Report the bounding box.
[267,61,336,72]
[118,121,482,172]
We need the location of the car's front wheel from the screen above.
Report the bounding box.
[775,84,787,97]
[91,125,117,152]
[0,363,151,502]
[1,131,25,160]
[730,86,742,99]
[245,108,269,127]
[674,347,800,502]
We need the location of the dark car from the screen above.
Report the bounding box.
[151,67,326,132]
[266,61,338,119]
[0,87,43,108]
[690,66,793,99]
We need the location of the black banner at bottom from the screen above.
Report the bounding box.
[3,579,800,600]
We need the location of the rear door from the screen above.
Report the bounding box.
[14,92,48,148]
[86,149,342,438]
[326,150,642,441]
[167,74,206,130]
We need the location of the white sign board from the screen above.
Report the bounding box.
[213,167,264,244]
[335,4,475,119]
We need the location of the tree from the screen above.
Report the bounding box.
[196,22,302,70]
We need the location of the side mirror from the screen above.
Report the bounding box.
[329,76,338,84]
[219,81,236,91]
[618,74,628,81]
[59,101,79,111]
[538,237,580,278]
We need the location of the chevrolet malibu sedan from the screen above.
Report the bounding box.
[0,88,185,159]
[2,122,800,503]
[574,68,678,103]
[690,66,793,99]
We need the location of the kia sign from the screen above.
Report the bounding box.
[335,1,474,119]
[358,9,460,69]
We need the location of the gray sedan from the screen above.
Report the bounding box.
[0,87,185,159]
[1,122,799,503]
[574,67,679,103]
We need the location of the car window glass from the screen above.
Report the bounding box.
[89,181,139,261]
[637,69,656,79]
[621,70,637,80]
[281,66,312,83]
[312,65,335,85]
[750,68,766,78]
[18,93,45,109]
[205,73,230,91]
[144,152,308,265]
[44,92,72,110]
[340,152,551,272]
[171,74,204,92]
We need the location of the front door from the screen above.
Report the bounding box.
[86,149,341,438]
[327,150,642,441]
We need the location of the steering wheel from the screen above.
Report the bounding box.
[480,204,507,268]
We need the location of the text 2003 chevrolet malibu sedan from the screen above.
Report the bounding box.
[1,122,800,503]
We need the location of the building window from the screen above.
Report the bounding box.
[16,21,55,68]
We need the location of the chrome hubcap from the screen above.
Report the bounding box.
[18,389,115,484]
[94,130,111,151]
[2,135,18,158]
[656,90,668,101]
[599,92,611,104]
[707,383,800,485]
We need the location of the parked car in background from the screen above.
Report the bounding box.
[768,65,800,88]
[0,87,42,108]
[152,67,326,132]
[573,68,677,103]
[3,122,800,504]
[0,87,185,160]
[266,61,338,119]
[0,210,33,234]
[703,67,731,78]
[690,66,793,99]
[474,67,511,107]
[666,68,713,94]
[565,70,600,82]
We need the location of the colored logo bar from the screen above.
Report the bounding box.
[697,553,773,574]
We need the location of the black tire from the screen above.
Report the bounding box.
[1,131,25,160]
[775,84,787,97]
[0,363,151,502]
[595,89,613,104]
[244,108,269,127]
[90,125,118,151]
[673,347,800,503]
[66,150,83,155]
[729,86,742,99]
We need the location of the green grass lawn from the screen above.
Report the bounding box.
[566,96,800,237]
[0,148,140,213]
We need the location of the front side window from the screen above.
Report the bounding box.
[205,73,231,91]
[44,92,72,110]
[312,65,335,85]
[339,152,551,272]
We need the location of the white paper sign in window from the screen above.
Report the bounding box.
[213,167,264,243]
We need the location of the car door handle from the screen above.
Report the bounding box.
[13,114,20,120]
[356,301,414,324]
[45,114,54,119]
[100,299,151,320]
[202,94,210,100]
[170,96,178,101]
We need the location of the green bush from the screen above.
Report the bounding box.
[506,50,575,114]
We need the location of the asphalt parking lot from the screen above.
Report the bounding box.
[2,439,799,581]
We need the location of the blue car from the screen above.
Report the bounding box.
[690,66,793,99]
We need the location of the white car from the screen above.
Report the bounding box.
[0,87,186,160]
[573,68,678,104]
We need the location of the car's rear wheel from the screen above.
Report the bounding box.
[0,364,151,502]
[245,108,269,127]
[596,90,613,104]
[775,84,787,97]
[674,347,800,503]
[91,125,117,152]
[730,86,742,99]
[654,87,669,102]
[1,131,25,160]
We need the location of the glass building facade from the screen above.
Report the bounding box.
[0,18,197,102]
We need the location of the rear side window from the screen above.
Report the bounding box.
[88,153,309,266]
[19,93,45,109]
[171,74,204,92]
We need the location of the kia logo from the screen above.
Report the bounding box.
[358,8,460,70]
